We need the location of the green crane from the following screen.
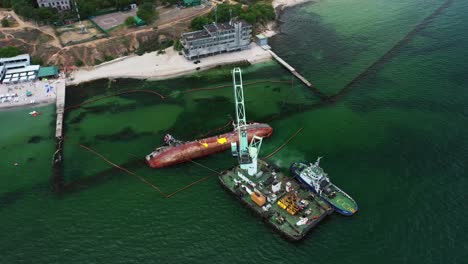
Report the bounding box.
[231,67,263,176]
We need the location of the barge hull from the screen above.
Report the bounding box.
[219,160,332,241]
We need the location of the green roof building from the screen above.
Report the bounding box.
[183,0,201,7]
[37,66,59,79]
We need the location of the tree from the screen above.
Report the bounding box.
[1,18,10,27]
[136,2,158,24]
[124,16,135,26]
[159,0,178,6]
[36,8,59,23]
[0,46,23,58]
[0,0,12,8]
[115,0,134,9]
[190,3,276,30]
[173,38,182,51]
[76,0,99,18]
[190,16,213,30]
[207,4,243,23]
[10,0,58,23]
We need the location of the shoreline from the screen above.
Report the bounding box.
[0,99,55,111]
[66,0,314,86]
[263,0,315,37]
[67,43,272,86]
[0,81,58,111]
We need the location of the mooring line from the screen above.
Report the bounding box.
[65,89,166,111]
[185,158,222,175]
[79,144,219,198]
[166,176,211,198]
[263,127,304,160]
[166,79,292,97]
[79,144,167,196]
[65,80,292,111]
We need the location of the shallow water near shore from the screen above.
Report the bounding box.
[1,0,467,263]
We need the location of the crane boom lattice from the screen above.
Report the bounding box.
[232,68,251,166]
[231,67,264,176]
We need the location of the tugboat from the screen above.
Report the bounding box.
[290,158,358,216]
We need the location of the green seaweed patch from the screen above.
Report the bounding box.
[166,96,233,139]
[94,127,154,142]
[69,111,87,124]
[27,136,44,144]
[79,101,138,115]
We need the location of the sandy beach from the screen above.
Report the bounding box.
[0,80,58,111]
[65,0,315,85]
[67,43,272,85]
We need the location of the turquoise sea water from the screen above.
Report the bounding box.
[1,0,466,263]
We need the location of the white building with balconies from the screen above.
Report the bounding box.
[37,0,71,10]
[181,19,252,60]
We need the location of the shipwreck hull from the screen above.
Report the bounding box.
[146,123,273,168]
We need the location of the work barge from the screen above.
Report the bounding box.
[217,68,332,240]
[220,160,333,241]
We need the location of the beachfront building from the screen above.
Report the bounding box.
[37,0,71,10]
[2,66,40,84]
[0,54,31,81]
[37,66,59,80]
[0,65,5,81]
[0,54,30,70]
[180,19,252,60]
[0,54,40,84]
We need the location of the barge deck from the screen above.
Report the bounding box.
[219,160,333,241]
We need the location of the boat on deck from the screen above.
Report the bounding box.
[290,158,358,216]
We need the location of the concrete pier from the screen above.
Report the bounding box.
[268,50,313,88]
[52,80,66,193]
[55,80,65,139]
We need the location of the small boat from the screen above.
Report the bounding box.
[290,158,358,216]
[29,111,39,117]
